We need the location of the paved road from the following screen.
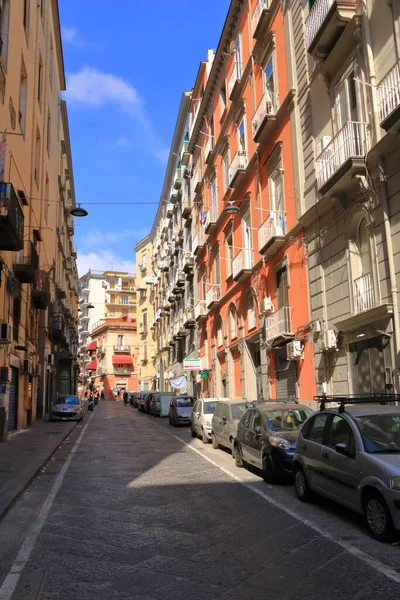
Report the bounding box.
[0,402,399,600]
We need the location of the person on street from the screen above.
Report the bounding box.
[123,391,128,405]
[101,390,105,401]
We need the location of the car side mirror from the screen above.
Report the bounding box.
[335,443,350,457]
[255,426,262,438]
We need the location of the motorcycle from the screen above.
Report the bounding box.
[88,397,94,411]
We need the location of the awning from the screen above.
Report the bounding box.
[87,341,97,351]
[86,359,97,370]
[112,355,133,365]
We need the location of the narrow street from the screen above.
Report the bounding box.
[0,402,399,600]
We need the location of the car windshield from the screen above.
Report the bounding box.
[265,408,313,431]
[55,396,79,405]
[176,398,194,407]
[204,401,219,414]
[353,414,400,453]
[231,403,247,419]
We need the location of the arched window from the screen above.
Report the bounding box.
[247,293,256,330]
[353,217,374,313]
[229,306,237,340]
[216,317,224,347]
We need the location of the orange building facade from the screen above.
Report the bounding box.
[187,0,315,402]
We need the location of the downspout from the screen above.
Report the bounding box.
[379,160,400,391]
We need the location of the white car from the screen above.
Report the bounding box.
[191,398,230,444]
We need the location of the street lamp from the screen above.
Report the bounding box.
[70,204,88,217]
[223,201,240,215]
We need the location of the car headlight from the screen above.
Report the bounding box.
[269,436,292,450]
[390,477,400,490]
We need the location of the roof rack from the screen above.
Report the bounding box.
[315,394,400,414]
[245,398,299,409]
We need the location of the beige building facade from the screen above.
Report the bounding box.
[0,0,79,438]
[285,0,400,396]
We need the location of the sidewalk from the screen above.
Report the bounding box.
[0,419,77,519]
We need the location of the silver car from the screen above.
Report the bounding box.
[169,396,195,426]
[293,402,400,542]
[211,400,246,455]
[49,395,85,422]
[191,398,230,443]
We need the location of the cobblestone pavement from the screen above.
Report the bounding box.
[0,402,399,600]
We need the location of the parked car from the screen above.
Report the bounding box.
[151,392,176,417]
[191,398,230,443]
[138,391,151,412]
[212,400,247,455]
[293,398,400,542]
[169,396,196,426]
[49,395,86,422]
[144,392,159,414]
[234,401,313,482]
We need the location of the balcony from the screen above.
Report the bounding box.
[258,211,286,257]
[13,241,39,284]
[32,270,50,310]
[206,285,221,310]
[205,207,218,235]
[232,249,253,283]
[192,167,203,195]
[0,183,24,251]
[195,300,207,322]
[183,251,195,273]
[193,231,206,256]
[265,306,293,345]
[252,91,278,143]
[49,313,66,342]
[113,345,131,353]
[316,121,368,196]
[305,0,357,60]
[229,150,248,188]
[228,62,242,100]
[205,137,215,165]
[353,273,375,315]
[181,139,191,166]
[378,60,400,131]
[176,270,186,287]
[182,193,192,219]
[184,306,196,329]
[252,0,270,40]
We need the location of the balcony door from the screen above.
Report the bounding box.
[335,71,358,131]
[242,212,253,269]
[353,218,374,313]
[264,56,277,112]
[276,265,289,309]
[269,169,285,235]
[238,118,246,155]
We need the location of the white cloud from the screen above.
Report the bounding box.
[65,67,168,162]
[83,228,149,247]
[77,250,135,277]
[62,26,86,46]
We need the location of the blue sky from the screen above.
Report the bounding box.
[59,0,230,275]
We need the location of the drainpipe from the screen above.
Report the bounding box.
[361,1,380,143]
[379,159,400,391]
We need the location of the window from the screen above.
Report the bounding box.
[23,0,29,37]
[34,129,41,186]
[326,416,355,455]
[235,37,242,79]
[49,40,54,88]
[211,179,217,219]
[214,248,221,286]
[250,411,262,431]
[121,296,128,304]
[238,118,246,153]
[0,1,10,69]
[222,151,230,193]
[276,264,289,309]
[242,409,252,429]
[46,110,51,154]
[142,252,147,269]
[264,56,276,111]
[220,82,227,116]
[335,70,358,131]
[143,311,147,333]
[247,294,256,330]
[270,168,284,213]
[304,414,329,444]
[44,174,49,223]
[355,218,372,277]
[242,212,253,269]
[217,318,223,347]
[117,335,123,347]
[229,307,237,340]
[37,57,43,106]
[225,231,234,278]
[13,297,21,342]
[19,63,28,132]
[40,0,46,23]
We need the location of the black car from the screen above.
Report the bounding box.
[143,392,158,414]
[234,401,313,482]
[138,391,151,412]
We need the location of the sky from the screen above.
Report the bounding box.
[58,0,230,276]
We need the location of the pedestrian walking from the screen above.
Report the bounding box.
[101,390,105,401]
[123,390,128,405]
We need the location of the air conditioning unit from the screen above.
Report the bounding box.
[47,353,54,366]
[0,323,12,344]
[0,367,9,383]
[323,329,337,351]
[22,359,32,375]
[286,340,303,360]
[260,297,274,314]
[315,136,332,158]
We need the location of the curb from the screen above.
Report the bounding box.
[0,420,79,522]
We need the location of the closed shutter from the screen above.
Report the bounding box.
[276,362,297,399]
[8,367,19,431]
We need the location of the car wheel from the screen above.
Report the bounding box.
[294,465,312,502]
[202,428,209,444]
[234,443,245,468]
[190,426,197,438]
[211,433,219,450]
[364,490,396,542]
